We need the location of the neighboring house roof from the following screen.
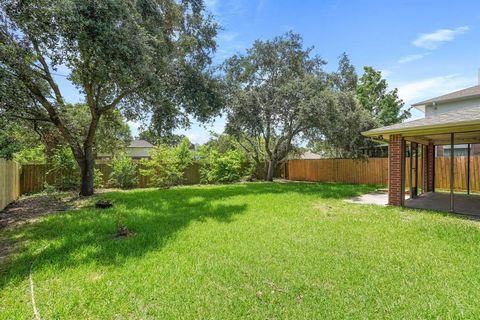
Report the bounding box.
[412,85,480,108]
[362,106,480,143]
[291,151,323,160]
[128,140,154,148]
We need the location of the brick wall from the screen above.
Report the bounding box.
[388,134,405,206]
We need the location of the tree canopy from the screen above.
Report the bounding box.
[308,55,409,158]
[357,66,410,126]
[223,32,327,180]
[0,0,221,195]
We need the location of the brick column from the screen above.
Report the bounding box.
[426,142,435,192]
[388,134,405,206]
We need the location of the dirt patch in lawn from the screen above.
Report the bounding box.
[0,193,78,230]
[0,191,105,266]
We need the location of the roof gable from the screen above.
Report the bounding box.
[412,85,480,107]
[128,140,154,148]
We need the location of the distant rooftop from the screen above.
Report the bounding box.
[129,140,153,148]
[412,85,480,107]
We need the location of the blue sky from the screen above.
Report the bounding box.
[56,0,480,143]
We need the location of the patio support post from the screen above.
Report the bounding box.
[450,133,455,212]
[388,134,405,206]
[422,144,428,194]
[427,142,435,192]
[409,142,413,199]
[467,143,471,195]
[414,143,418,198]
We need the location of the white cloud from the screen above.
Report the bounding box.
[255,0,267,17]
[398,52,430,64]
[412,26,469,50]
[380,69,392,78]
[396,73,475,106]
[219,31,239,42]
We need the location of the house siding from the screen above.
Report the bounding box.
[425,97,480,117]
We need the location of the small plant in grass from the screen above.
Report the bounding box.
[108,153,138,189]
[43,182,58,195]
[115,211,128,237]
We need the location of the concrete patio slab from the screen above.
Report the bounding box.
[346,191,480,217]
[405,192,480,216]
[345,191,389,206]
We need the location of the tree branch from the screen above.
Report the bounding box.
[31,40,65,106]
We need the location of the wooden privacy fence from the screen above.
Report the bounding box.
[20,162,202,194]
[435,156,480,192]
[288,158,389,185]
[17,156,480,195]
[0,159,21,210]
[287,156,480,192]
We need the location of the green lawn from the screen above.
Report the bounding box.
[2,182,480,319]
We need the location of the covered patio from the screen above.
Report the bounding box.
[363,106,480,216]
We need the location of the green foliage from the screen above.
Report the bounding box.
[0,119,42,160]
[108,154,138,189]
[200,149,243,183]
[48,147,80,190]
[94,168,104,189]
[42,182,58,196]
[357,66,411,126]
[223,32,326,180]
[176,137,194,168]
[140,139,193,188]
[0,0,220,195]
[309,56,408,158]
[59,104,132,156]
[13,145,46,164]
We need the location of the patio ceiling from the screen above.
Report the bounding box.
[405,131,480,145]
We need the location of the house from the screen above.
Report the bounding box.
[411,84,480,158]
[363,72,480,215]
[97,139,154,160]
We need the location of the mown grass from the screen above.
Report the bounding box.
[1,182,480,319]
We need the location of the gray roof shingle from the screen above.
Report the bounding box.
[412,85,480,106]
[129,140,154,148]
[363,106,480,136]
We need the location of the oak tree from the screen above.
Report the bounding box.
[0,0,220,195]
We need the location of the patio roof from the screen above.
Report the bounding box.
[362,106,480,144]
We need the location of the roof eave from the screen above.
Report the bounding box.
[362,120,480,138]
[411,93,480,107]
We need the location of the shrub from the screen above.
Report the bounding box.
[13,145,46,164]
[140,145,183,188]
[48,146,79,190]
[140,138,193,188]
[94,168,104,189]
[108,154,138,188]
[202,150,243,183]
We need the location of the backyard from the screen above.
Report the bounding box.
[1,182,480,319]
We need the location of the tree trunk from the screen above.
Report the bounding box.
[78,149,95,196]
[263,162,269,180]
[266,159,275,181]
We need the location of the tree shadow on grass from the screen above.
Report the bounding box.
[0,182,377,290]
